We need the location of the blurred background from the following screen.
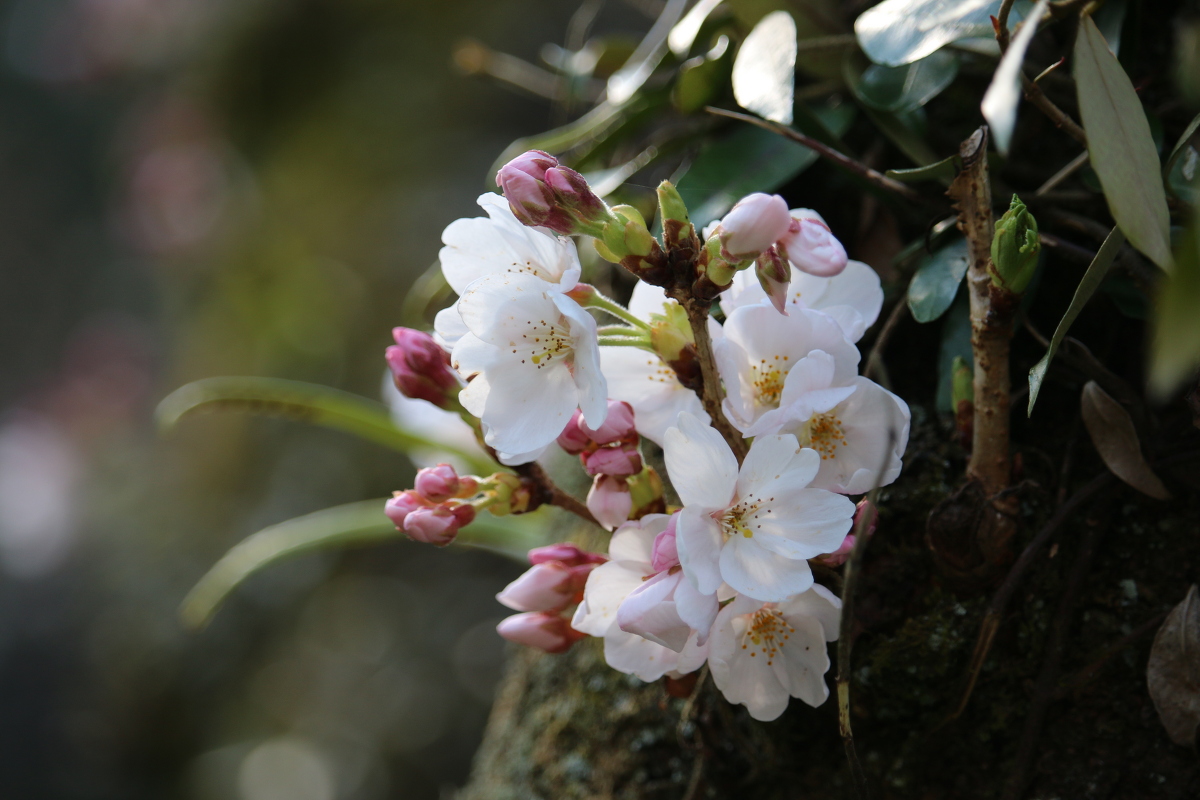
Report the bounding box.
[0,0,659,796]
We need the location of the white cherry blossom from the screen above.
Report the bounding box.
[572,514,708,681]
[452,272,607,457]
[719,260,883,343]
[708,585,842,721]
[664,413,855,602]
[715,304,859,436]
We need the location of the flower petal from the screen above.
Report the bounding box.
[663,413,738,509]
[599,346,708,445]
[675,505,724,595]
[770,613,832,707]
[719,535,814,602]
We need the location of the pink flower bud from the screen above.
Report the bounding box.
[650,514,680,572]
[716,193,792,261]
[528,543,606,566]
[556,409,591,454]
[496,612,585,654]
[581,444,642,477]
[497,562,577,612]
[854,498,878,538]
[385,490,426,529]
[403,505,468,546]
[777,213,848,277]
[414,463,460,502]
[579,400,637,445]
[386,328,459,408]
[495,150,607,235]
[754,246,791,315]
[813,534,855,567]
[587,475,632,530]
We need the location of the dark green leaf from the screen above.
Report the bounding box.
[1149,206,1200,397]
[886,154,957,183]
[860,105,940,166]
[677,101,854,226]
[1028,226,1126,416]
[157,377,496,474]
[180,500,540,628]
[1165,113,1199,206]
[936,292,973,413]
[1074,16,1173,271]
[908,238,970,322]
[853,50,959,114]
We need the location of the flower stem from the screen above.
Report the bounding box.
[587,291,652,330]
[597,335,651,348]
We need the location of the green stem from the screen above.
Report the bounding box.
[596,324,644,337]
[597,336,652,348]
[587,292,651,330]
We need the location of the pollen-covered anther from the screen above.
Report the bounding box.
[808,412,848,460]
[750,357,787,406]
[518,318,573,368]
[741,607,796,666]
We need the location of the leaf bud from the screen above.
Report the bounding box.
[990,194,1041,294]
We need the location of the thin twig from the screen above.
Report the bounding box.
[864,293,910,387]
[946,471,1115,720]
[679,296,748,461]
[704,107,941,209]
[1001,502,1110,800]
[1034,151,1089,196]
[516,461,600,526]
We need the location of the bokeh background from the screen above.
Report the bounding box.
[0,0,655,796]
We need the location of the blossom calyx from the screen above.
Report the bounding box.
[495,150,610,237]
[626,465,667,519]
[648,301,695,365]
[386,328,459,408]
[990,194,1040,294]
[755,246,791,315]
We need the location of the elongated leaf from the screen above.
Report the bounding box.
[981,0,1051,155]
[180,500,541,628]
[1148,585,1200,747]
[668,0,724,56]
[908,238,970,322]
[732,10,797,124]
[157,377,495,474]
[1165,113,1199,205]
[1075,16,1173,271]
[854,0,998,67]
[854,50,959,114]
[607,0,687,104]
[1028,226,1126,415]
[1080,381,1170,499]
[886,154,957,183]
[1149,208,1200,397]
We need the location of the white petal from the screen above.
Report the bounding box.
[676,505,724,595]
[433,304,471,349]
[476,353,579,455]
[617,572,691,652]
[609,515,667,562]
[719,536,814,602]
[455,272,563,345]
[603,627,679,681]
[736,434,801,498]
[751,487,855,559]
[781,584,843,643]
[663,413,738,509]
[627,281,673,320]
[600,347,708,445]
[770,613,831,707]
[804,377,911,494]
[553,292,608,428]
[572,560,650,636]
[674,575,720,645]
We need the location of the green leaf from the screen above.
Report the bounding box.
[854,0,999,67]
[886,154,957,183]
[1149,207,1200,397]
[981,0,1051,155]
[1074,15,1173,271]
[180,500,541,628]
[853,50,959,114]
[1027,226,1127,416]
[1165,113,1199,206]
[908,238,970,322]
[732,10,797,124]
[157,377,496,474]
[677,100,854,226]
[936,292,973,413]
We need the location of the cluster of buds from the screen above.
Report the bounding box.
[385,463,480,545]
[495,543,606,654]
[697,193,849,308]
[557,401,664,529]
[386,327,459,409]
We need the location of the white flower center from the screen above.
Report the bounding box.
[749,355,790,408]
[741,607,795,666]
[511,317,573,369]
[800,412,848,460]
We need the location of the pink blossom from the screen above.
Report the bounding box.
[414,463,461,502]
[777,214,848,277]
[386,328,459,408]
[496,612,585,654]
[581,444,642,477]
[528,543,606,567]
[587,474,632,530]
[579,400,637,445]
[716,193,792,260]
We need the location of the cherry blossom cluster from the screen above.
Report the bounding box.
[383,149,910,721]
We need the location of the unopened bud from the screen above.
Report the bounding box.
[582,444,642,477]
[716,193,791,261]
[990,194,1040,294]
[414,463,460,502]
[579,400,637,445]
[587,474,632,530]
[496,150,611,236]
[650,514,680,572]
[777,211,847,277]
[556,409,592,454]
[648,303,694,364]
[528,543,606,566]
[853,498,877,538]
[813,534,856,567]
[497,562,587,612]
[496,612,586,654]
[403,504,473,546]
[386,328,459,408]
[385,490,426,529]
[657,180,696,251]
[755,246,791,315]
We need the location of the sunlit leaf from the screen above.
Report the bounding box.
[677,101,855,226]
[885,154,957,183]
[180,499,541,628]
[854,50,959,114]
[1075,15,1173,271]
[1148,585,1200,746]
[732,10,797,124]
[936,292,973,413]
[607,0,688,104]
[981,0,1051,155]
[1028,226,1126,416]
[157,376,496,474]
[908,238,970,323]
[854,0,998,67]
[668,0,724,56]
[1080,381,1170,499]
[1149,208,1200,397]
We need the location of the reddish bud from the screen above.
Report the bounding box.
[556,409,592,455]
[386,328,458,408]
[414,463,461,502]
[650,514,680,572]
[777,213,847,277]
[403,505,468,546]
[716,193,791,261]
[581,444,642,477]
[496,612,586,654]
[385,491,426,529]
[579,400,637,445]
[528,543,606,567]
